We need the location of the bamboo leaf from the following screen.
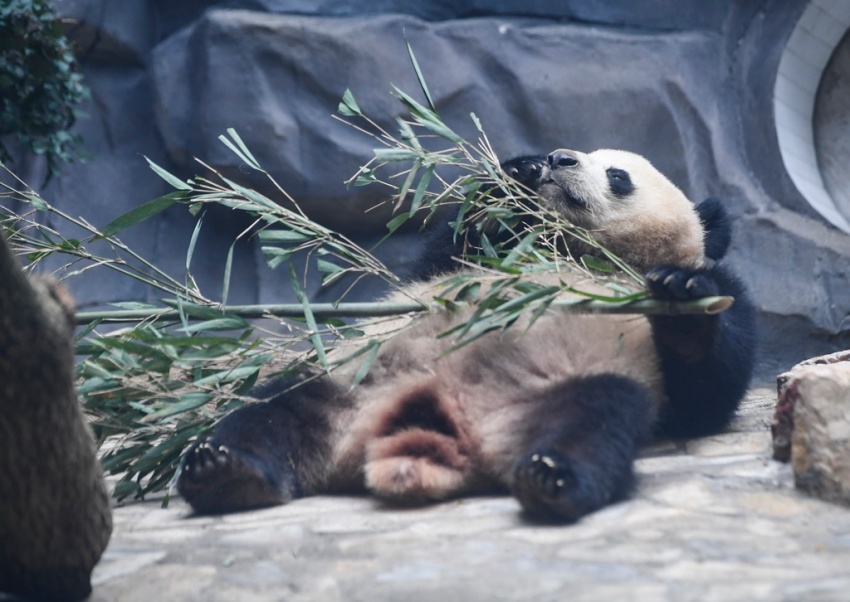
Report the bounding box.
[349,339,381,389]
[25,193,49,211]
[98,191,184,240]
[290,265,328,370]
[374,148,420,162]
[186,212,204,272]
[220,128,261,170]
[581,254,614,273]
[181,317,249,332]
[405,39,436,112]
[338,88,362,116]
[145,157,193,191]
[258,229,311,243]
[146,393,212,420]
[317,258,343,274]
[385,213,409,234]
[221,241,235,306]
[410,164,434,215]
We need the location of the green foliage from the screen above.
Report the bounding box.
[0,0,88,176]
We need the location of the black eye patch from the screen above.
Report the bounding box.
[606,168,634,197]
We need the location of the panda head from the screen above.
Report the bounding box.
[536,148,706,272]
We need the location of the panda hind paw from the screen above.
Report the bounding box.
[511,450,594,522]
[645,266,719,301]
[178,439,288,514]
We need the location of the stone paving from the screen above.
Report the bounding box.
[89,387,850,602]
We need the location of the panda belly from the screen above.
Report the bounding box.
[329,308,665,504]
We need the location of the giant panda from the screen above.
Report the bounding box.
[177,148,756,521]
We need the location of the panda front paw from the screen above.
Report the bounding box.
[178,438,289,514]
[511,450,599,522]
[500,155,547,189]
[645,266,719,301]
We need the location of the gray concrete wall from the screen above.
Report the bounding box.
[8,0,849,374]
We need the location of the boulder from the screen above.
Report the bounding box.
[774,353,850,506]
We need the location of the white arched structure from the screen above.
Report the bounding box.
[774,0,850,232]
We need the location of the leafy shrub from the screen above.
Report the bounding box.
[0,0,88,176]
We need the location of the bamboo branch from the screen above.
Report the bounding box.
[75,296,733,325]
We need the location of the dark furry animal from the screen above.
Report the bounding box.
[0,232,112,601]
[178,148,756,521]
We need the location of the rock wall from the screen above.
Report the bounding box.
[10,0,849,375]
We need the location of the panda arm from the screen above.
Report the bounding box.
[177,374,350,514]
[646,262,757,438]
[696,197,732,261]
[406,155,546,281]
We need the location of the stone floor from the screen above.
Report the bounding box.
[89,387,850,602]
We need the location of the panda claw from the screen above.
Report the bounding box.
[512,449,585,521]
[645,266,719,301]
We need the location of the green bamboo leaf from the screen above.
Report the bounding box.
[98,191,184,240]
[290,265,328,370]
[112,479,140,501]
[145,157,193,191]
[374,148,420,162]
[386,213,409,234]
[317,258,343,274]
[221,177,279,210]
[181,317,249,333]
[355,168,377,187]
[258,229,312,243]
[193,365,260,387]
[581,254,614,273]
[502,230,540,267]
[396,118,422,150]
[392,87,464,144]
[261,246,293,269]
[470,112,484,133]
[186,212,204,272]
[25,193,49,212]
[221,241,235,306]
[396,159,421,208]
[350,339,381,389]
[338,88,362,116]
[410,164,434,215]
[405,39,436,112]
[146,393,212,420]
[220,128,261,170]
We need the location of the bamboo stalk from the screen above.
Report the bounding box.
[75,296,733,325]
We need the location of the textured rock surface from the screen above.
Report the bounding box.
[2,0,847,373]
[0,233,112,601]
[774,359,850,506]
[87,389,850,601]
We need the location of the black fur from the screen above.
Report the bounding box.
[512,374,654,521]
[606,167,634,198]
[178,374,350,513]
[696,196,732,261]
[647,262,756,437]
[407,155,545,282]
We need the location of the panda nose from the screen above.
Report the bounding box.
[548,150,578,169]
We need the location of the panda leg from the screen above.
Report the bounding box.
[177,376,348,514]
[510,374,654,522]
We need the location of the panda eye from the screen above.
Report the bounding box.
[606,168,634,198]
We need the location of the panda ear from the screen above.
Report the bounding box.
[696,197,732,260]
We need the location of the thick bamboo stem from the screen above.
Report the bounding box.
[75,296,733,325]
